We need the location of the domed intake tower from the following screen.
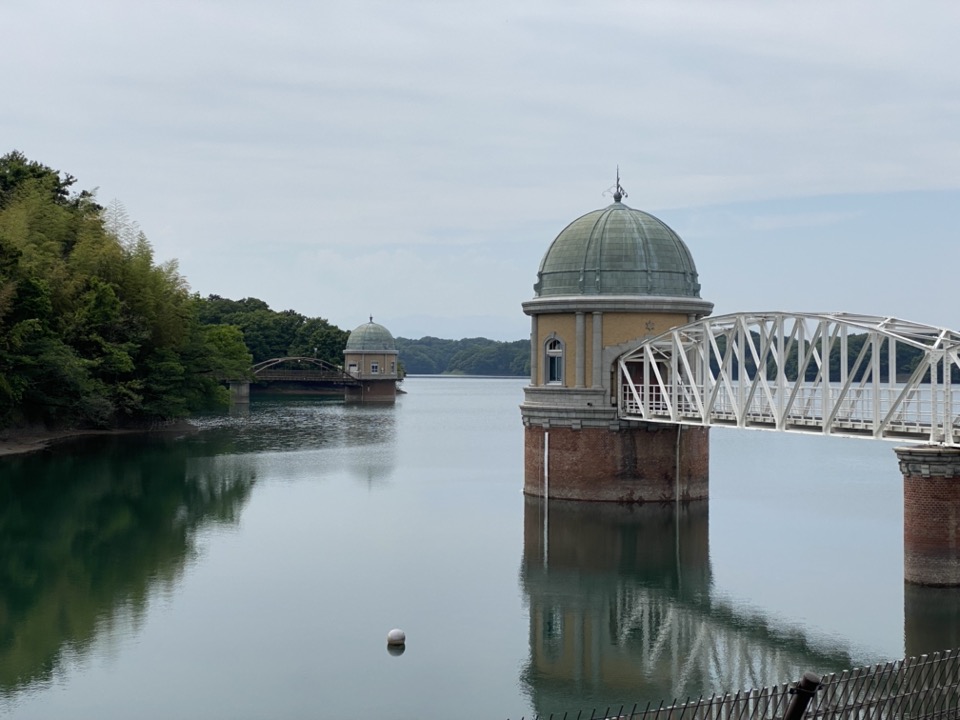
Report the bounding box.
[521,182,713,502]
[343,317,399,403]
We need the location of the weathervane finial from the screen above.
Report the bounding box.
[613,166,627,203]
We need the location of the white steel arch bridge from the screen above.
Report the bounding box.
[617,312,960,446]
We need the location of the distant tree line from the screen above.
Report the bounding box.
[0,151,252,430]
[395,336,529,376]
[194,304,532,377]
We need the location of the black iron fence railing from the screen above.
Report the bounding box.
[512,650,960,720]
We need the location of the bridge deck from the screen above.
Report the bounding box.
[621,392,945,442]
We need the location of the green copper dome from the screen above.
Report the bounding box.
[534,199,702,298]
[345,319,397,353]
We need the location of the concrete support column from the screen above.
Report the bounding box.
[591,312,603,388]
[896,445,960,586]
[575,312,585,388]
[229,380,250,404]
[530,315,539,385]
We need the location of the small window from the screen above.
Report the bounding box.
[348,363,358,376]
[371,362,379,374]
[546,338,563,384]
[390,361,396,373]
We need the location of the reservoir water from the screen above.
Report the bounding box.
[1,376,958,719]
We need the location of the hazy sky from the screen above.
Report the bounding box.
[5,1,959,340]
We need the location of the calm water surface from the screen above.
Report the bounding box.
[1,376,958,719]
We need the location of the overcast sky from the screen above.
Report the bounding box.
[5,1,959,340]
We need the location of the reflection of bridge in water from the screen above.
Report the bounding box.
[519,497,960,718]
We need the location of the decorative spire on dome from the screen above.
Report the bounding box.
[611,166,628,203]
[369,315,373,323]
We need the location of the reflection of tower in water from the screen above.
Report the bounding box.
[904,584,960,658]
[519,498,857,718]
[520,498,712,714]
[342,404,397,487]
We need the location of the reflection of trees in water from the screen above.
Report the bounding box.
[0,436,256,699]
[520,498,858,718]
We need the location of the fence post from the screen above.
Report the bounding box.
[782,672,821,720]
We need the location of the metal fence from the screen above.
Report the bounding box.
[513,649,960,720]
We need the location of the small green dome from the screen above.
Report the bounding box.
[345,319,397,353]
[534,199,702,298]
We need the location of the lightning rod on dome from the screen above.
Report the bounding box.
[610,166,627,203]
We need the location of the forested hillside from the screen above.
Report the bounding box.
[395,336,529,376]
[0,152,251,429]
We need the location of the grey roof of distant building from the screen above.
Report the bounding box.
[534,199,702,298]
[345,318,397,353]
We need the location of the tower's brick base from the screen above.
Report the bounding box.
[524,424,708,503]
[897,445,960,586]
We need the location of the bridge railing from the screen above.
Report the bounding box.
[254,368,354,381]
[249,357,360,386]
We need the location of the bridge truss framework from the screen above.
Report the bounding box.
[251,356,359,385]
[617,312,960,446]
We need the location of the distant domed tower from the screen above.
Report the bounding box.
[343,317,399,404]
[520,179,713,502]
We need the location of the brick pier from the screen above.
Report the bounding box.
[896,445,960,586]
[523,423,709,503]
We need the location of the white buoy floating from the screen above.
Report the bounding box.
[386,628,406,656]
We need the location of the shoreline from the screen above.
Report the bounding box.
[0,421,200,458]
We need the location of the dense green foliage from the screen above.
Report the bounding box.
[0,151,251,429]
[395,336,529,376]
[196,295,349,365]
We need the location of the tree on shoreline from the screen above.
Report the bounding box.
[0,151,250,430]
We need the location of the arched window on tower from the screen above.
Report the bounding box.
[545,338,564,385]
